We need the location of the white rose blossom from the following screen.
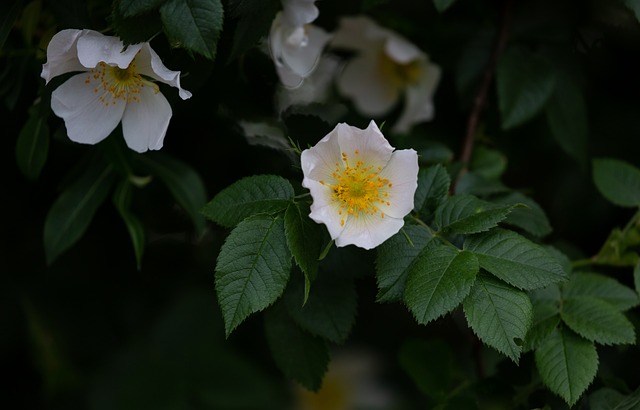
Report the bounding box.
[331,16,441,134]
[41,29,192,153]
[269,0,331,88]
[301,120,418,250]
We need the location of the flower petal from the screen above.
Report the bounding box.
[336,54,399,116]
[41,29,89,83]
[305,179,347,240]
[280,25,331,80]
[301,124,343,184]
[281,0,319,26]
[330,15,386,51]
[379,149,419,218]
[337,213,405,249]
[76,30,142,69]
[392,62,441,134]
[335,121,393,170]
[121,86,172,152]
[50,73,125,145]
[384,34,423,64]
[135,44,192,100]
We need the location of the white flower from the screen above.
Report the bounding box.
[331,16,441,134]
[41,29,191,153]
[301,120,418,250]
[269,0,331,88]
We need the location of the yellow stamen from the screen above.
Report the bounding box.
[379,51,423,87]
[86,57,159,107]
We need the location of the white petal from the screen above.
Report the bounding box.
[281,0,318,26]
[121,87,172,152]
[336,54,399,116]
[301,124,342,184]
[135,44,192,100]
[280,25,331,79]
[337,213,405,249]
[41,29,89,83]
[51,73,125,145]
[330,15,386,51]
[305,179,347,240]
[384,34,423,64]
[276,55,341,111]
[76,31,142,69]
[335,121,393,170]
[392,63,441,134]
[378,149,419,218]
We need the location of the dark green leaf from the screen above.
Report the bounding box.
[469,145,507,181]
[0,0,23,50]
[376,225,435,303]
[112,181,145,270]
[524,296,560,352]
[136,152,207,235]
[434,194,514,235]
[227,0,279,62]
[454,172,508,196]
[160,0,223,60]
[110,7,163,45]
[404,244,479,325]
[433,0,457,12]
[413,164,450,217]
[463,229,567,290]
[44,162,116,264]
[563,272,639,311]
[215,215,291,336]
[535,328,598,407]
[16,106,49,181]
[593,158,640,207]
[561,297,635,345]
[202,175,294,228]
[264,302,329,391]
[284,201,323,282]
[635,261,640,296]
[118,0,167,17]
[589,386,640,410]
[497,47,557,130]
[492,192,552,238]
[463,273,533,362]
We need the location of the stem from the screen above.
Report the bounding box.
[454,0,513,187]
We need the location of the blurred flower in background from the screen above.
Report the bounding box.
[269,0,331,88]
[330,16,441,134]
[301,120,418,250]
[41,29,191,153]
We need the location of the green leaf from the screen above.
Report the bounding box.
[0,0,23,50]
[469,145,507,181]
[535,328,598,407]
[15,106,49,181]
[44,162,116,264]
[635,261,640,296]
[463,273,533,362]
[284,271,357,344]
[416,141,454,164]
[376,225,435,303]
[563,272,639,311]
[112,181,145,270]
[284,202,323,282]
[202,175,294,228]
[118,0,167,17]
[621,0,640,22]
[434,194,514,235]
[463,229,567,290]
[524,297,560,352]
[561,297,635,345]
[227,0,279,62]
[404,244,479,325]
[160,0,223,60]
[454,172,508,196]
[264,302,329,391]
[215,215,291,336]
[589,386,640,410]
[109,5,162,45]
[492,192,552,238]
[545,70,589,167]
[497,47,557,130]
[593,158,640,207]
[136,152,207,235]
[414,164,450,217]
[433,0,457,12]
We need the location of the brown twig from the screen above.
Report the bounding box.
[454,0,513,189]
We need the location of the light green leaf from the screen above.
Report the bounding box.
[492,192,552,238]
[404,244,479,325]
[434,194,514,235]
[563,272,639,311]
[215,215,291,337]
[284,201,323,283]
[43,162,115,264]
[593,158,640,207]
[376,225,435,303]
[284,271,357,344]
[119,0,167,17]
[136,152,207,235]
[16,106,49,181]
[202,175,294,228]
[463,273,533,362]
[160,0,223,60]
[413,164,450,217]
[535,328,598,407]
[561,297,635,345]
[112,181,145,270]
[433,0,457,12]
[497,47,557,130]
[545,70,589,167]
[463,229,567,290]
[264,302,329,391]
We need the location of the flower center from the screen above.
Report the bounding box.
[322,150,392,227]
[378,51,423,87]
[84,58,159,107]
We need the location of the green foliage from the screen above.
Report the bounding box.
[284,201,324,284]
[593,158,640,207]
[434,194,515,235]
[118,0,167,17]
[414,164,451,218]
[433,0,457,13]
[15,102,49,181]
[589,386,640,410]
[112,181,146,270]
[492,191,552,238]
[561,297,635,345]
[226,0,279,62]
